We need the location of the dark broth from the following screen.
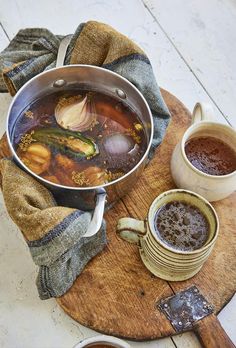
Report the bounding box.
[154,201,209,251]
[185,136,236,175]
[13,89,147,187]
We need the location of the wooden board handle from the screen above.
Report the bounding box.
[193,314,235,348]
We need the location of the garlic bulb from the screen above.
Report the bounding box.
[55,94,97,132]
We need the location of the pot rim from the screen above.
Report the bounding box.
[147,188,219,255]
[6,64,154,191]
[181,121,236,179]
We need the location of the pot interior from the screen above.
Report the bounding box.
[8,65,152,145]
[7,65,153,192]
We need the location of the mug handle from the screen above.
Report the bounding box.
[116,217,147,244]
[192,102,215,124]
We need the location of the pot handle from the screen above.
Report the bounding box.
[116,217,147,245]
[192,102,215,124]
[83,189,107,238]
[56,35,72,67]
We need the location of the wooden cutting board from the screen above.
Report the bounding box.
[57,89,236,340]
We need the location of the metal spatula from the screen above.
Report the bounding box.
[158,286,235,348]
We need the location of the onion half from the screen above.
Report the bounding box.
[55,94,97,132]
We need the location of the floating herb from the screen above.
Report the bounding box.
[24,110,34,119]
[71,171,90,186]
[126,128,141,144]
[19,131,35,151]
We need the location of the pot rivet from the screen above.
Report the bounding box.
[116,89,126,99]
[53,79,67,88]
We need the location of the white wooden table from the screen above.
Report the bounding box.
[0,1,235,347]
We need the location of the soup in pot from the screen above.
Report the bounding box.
[13,89,147,187]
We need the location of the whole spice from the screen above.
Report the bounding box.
[24,110,34,119]
[71,167,106,187]
[18,131,35,151]
[126,128,141,144]
[134,123,143,132]
[72,171,90,186]
[105,170,124,182]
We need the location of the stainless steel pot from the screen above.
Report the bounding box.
[6,36,153,237]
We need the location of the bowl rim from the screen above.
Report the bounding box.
[181,121,236,179]
[73,334,130,348]
[147,189,219,255]
[6,64,154,191]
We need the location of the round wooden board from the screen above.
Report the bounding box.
[57,89,236,340]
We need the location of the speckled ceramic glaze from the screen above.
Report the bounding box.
[117,189,219,281]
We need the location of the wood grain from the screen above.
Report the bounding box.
[194,314,236,348]
[56,89,236,340]
[144,0,236,128]
[170,193,236,313]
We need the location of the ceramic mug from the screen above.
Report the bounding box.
[171,102,236,201]
[73,334,130,348]
[117,189,219,281]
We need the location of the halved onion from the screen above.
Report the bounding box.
[55,95,97,132]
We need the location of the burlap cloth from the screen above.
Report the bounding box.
[0,21,170,299]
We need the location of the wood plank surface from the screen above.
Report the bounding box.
[0,26,11,137]
[0,0,228,127]
[170,193,236,313]
[57,89,236,340]
[143,0,236,128]
[0,24,9,51]
[58,201,176,340]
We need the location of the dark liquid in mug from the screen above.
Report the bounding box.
[185,136,236,175]
[154,201,209,251]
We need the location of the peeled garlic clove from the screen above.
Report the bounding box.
[55,95,97,132]
[19,143,51,175]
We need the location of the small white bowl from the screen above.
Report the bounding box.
[73,334,131,348]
